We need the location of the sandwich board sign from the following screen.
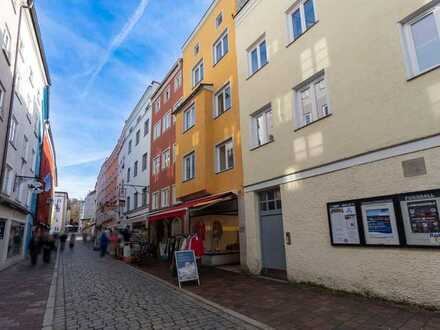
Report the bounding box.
[175,250,200,288]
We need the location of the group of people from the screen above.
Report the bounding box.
[90,227,131,258]
[28,226,76,266]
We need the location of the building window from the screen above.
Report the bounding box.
[162,149,171,170]
[2,165,13,195]
[152,155,161,175]
[29,68,34,86]
[134,192,138,209]
[214,82,232,118]
[248,38,268,75]
[192,60,204,87]
[163,111,172,131]
[216,139,234,173]
[183,152,195,181]
[213,30,229,64]
[9,116,17,145]
[193,43,200,56]
[142,152,148,171]
[23,135,29,161]
[126,196,131,212]
[171,185,177,205]
[152,191,160,210]
[2,24,11,59]
[161,188,170,208]
[164,86,171,102]
[183,104,195,131]
[154,99,160,113]
[251,105,273,148]
[216,12,223,28]
[287,0,317,42]
[144,119,150,136]
[174,71,182,91]
[134,161,138,177]
[0,82,6,117]
[127,168,131,183]
[402,3,440,77]
[128,140,132,154]
[172,143,176,163]
[142,188,148,207]
[136,130,140,145]
[153,121,161,140]
[294,72,330,128]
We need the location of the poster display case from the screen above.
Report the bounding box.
[361,201,400,246]
[328,203,360,245]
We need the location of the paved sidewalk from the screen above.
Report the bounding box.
[0,257,55,330]
[53,244,262,330]
[140,262,440,330]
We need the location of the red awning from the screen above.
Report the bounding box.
[148,191,236,223]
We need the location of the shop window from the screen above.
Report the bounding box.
[401,3,440,77]
[216,139,234,173]
[7,221,24,258]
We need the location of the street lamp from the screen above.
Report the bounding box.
[0,0,35,195]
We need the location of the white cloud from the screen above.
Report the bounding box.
[81,0,151,98]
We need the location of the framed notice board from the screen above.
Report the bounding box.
[327,189,440,249]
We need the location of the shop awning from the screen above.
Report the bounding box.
[148,191,237,223]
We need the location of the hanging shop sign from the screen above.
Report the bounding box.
[175,250,200,288]
[400,192,440,247]
[328,189,440,248]
[328,203,360,245]
[361,201,400,245]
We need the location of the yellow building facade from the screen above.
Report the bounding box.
[173,0,243,266]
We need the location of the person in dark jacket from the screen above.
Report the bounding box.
[99,230,109,257]
[59,232,67,251]
[42,232,55,264]
[29,228,42,266]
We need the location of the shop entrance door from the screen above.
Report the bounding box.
[259,189,286,274]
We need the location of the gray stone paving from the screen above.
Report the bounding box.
[53,243,259,330]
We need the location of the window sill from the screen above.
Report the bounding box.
[286,21,319,49]
[294,113,332,132]
[183,125,195,134]
[215,167,234,175]
[182,177,195,183]
[246,62,268,81]
[213,53,228,68]
[213,107,232,120]
[407,63,440,82]
[250,138,275,151]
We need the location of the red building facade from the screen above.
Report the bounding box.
[37,125,57,225]
[149,60,183,212]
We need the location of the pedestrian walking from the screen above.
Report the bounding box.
[42,232,55,264]
[29,228,42,266]
[59,232,67,251]
[99,230,109,257]
[69,233,76,250]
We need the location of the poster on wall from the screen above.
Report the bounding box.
[328,203,360,244]
[400,192,440,246]
[361,201,400,245]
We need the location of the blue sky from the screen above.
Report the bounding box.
[36,0,212,199]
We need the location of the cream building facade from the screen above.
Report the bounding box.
[235,0,440,307]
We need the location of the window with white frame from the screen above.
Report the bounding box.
[213,30,229,64]
[18,40,24,62]
[152,155,161,175]
[23,135,29,161]
[128,140,132,154]
[142,188,148,207]
[134,161,138,177]
[0,82,5,117]
[153,121,161,140]
[192,60,204,86]
[402,4,440,77]
[31,148,36,172]
[216,12,223,29]
[154,99,160,113]
[183,104,195,131]
[127,167,131,182]
[126,196,131,212]
[294,72,330,128]
[142,152,148,171]
[287,0,317,42]
[183,152,195,181]
[193,43,200,56]
[2,165,13,195]
[163,111,172,131]
[214,82,232,117]
[29,67,34,86]
[172,143,176,163]
[9,116,17,145]
[133,192,138,209]
[164,85,171,102]
[2,24,11,58]
[162,148,171,170]
[248,38,268,75]
[174,71,182,91]
[161,188,170,208]
[136,129,140,145]
[251,105,273,148]
[144,119,149,136]
[216,139,234,173]
[152,191,160,210]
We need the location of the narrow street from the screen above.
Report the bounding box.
[52,243,259,330]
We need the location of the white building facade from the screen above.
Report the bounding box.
[0,0,50,269]
[118,82,159,228]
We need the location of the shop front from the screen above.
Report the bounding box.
[0,213,27,269]
[148,192,240,267]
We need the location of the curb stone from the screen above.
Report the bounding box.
[42,249,60,330]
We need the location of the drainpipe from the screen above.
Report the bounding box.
[0,0,35,194]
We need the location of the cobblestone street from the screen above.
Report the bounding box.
[53,243,260,330]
